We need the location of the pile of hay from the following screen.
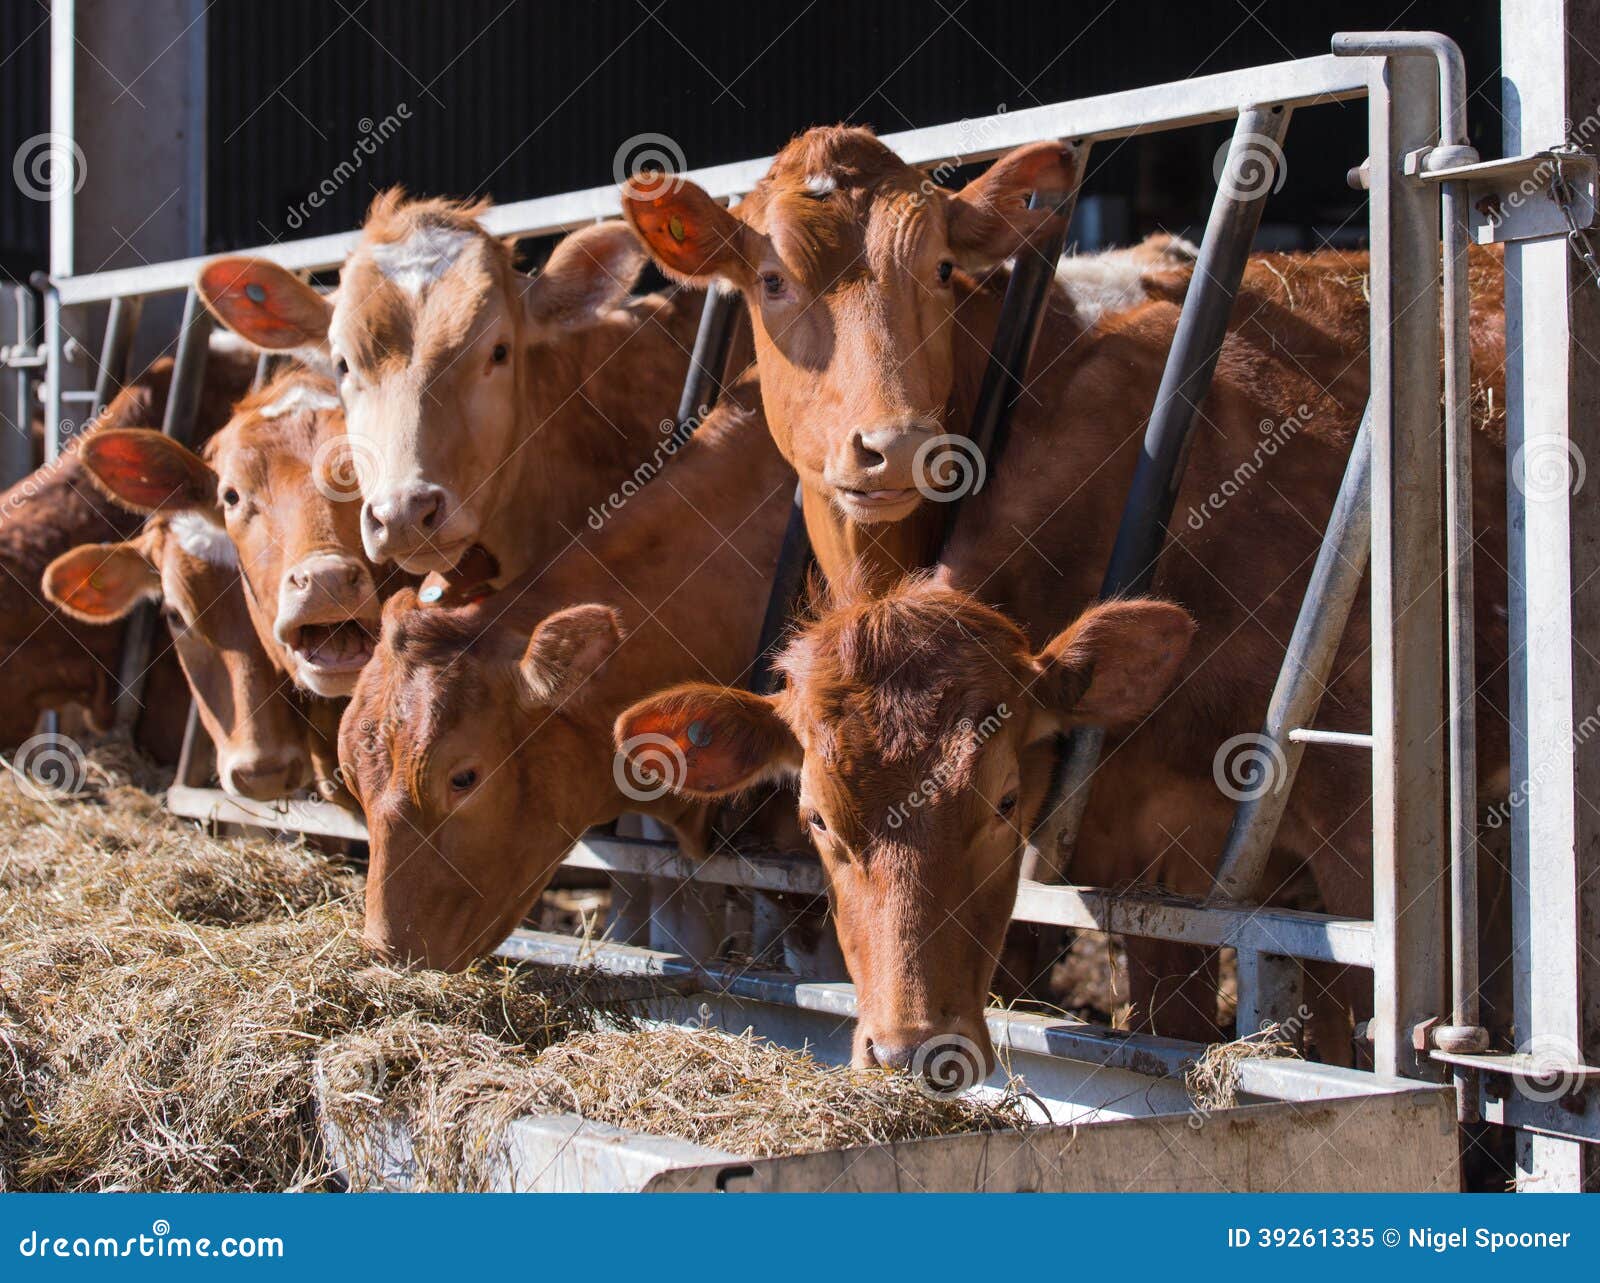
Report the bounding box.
[321,1021,1031,1189]
[1184,1022,1302,1115]
[2,739,1031,1191]
[0,742,632,1192]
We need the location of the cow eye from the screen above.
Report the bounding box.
[449,767,478,793]
[761,272,787,300]
[937,260,955,285]
[334,356,349,379]
[807,810,827,833]
[491,342,509,365]
[997,791,1019,819]
[221,486,241,507]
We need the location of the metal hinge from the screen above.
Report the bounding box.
[1406,145,1599,249]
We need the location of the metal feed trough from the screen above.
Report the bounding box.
[29,6,1600,1190]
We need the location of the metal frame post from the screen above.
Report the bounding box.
[1501,0,1600,1191]
[1036,104,1292,872]
[1363,51,1450,1083]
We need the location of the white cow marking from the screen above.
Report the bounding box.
[169,512,240,570]
[368,225,475,296]
[260,383,341,419]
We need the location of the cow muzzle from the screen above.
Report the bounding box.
[217,743,311,801]
[823,420,941,524]
[274,552,381,697]
[856,1019,996,1090]
[360,482,477,574]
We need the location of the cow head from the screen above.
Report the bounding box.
[76,377,386,698]
[43,515,314,799]
[198,195,649,575]
[622,127,1075,525]
[341,589,623,969]
[616,580,1193,1077]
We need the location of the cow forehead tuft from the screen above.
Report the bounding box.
[366,224,478,296]
[258,382,341,420]
[167,511,239,570]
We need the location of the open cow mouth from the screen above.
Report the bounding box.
[287,619,378,674]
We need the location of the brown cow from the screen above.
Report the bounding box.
[194,195,703,583]
[0,349,255,752]
[75,371,393,700]
[621,127,1511,1056]
[340,374,793,969]
[618,580,1194,1071]
[44,513,337,800]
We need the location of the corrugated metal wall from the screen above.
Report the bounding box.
[3,0,1501,276]
[0,6,50,282]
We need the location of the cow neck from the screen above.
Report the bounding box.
[489,294,698,584]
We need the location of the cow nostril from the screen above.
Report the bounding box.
[851,433,887,471]
[417,493,442,530]
[361,503,385,538]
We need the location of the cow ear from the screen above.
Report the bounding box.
[614,684,800,798]
[620,174,754,286]
[946,141,1080,269]
[43,541,161,623]
[198,256,333,351]
[523,222,649,331]
[80,428,220,516]
[519,604,623,704]
[1027,598,1195,736]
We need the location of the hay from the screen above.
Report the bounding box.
[1185,1022,1302,1114]
[321,1022,1032,1190]
[0,739,631,1191]
[3,738,1032,1191]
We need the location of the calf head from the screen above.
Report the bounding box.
[75,378,385,698]
[616,580,1193,1077]
[341,589,623,969]
[43,514,312,799]
[197,196,650,574]
[622,127,1075,525]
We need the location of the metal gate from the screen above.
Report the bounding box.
[35,11,1600,1190]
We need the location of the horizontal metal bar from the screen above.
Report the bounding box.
[1430,1049,1600,1082]
[1287,728,1376,748]
[572,836,1373,966]
[53,55,1370,306]
[165,784,370,842]
[497,928,1424,1106]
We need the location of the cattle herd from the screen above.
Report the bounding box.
[9,126,1511,1080]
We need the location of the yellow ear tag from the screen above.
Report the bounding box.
[88,571,105,591]
[668,215,687,243]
